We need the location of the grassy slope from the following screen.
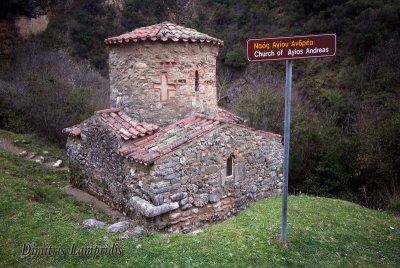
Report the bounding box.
[0,130,68,163]
[0,133,399,267]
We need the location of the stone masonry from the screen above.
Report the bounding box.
[108,22,220,127]
[64,22,284,233]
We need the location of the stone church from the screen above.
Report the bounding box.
[64,22,283,233]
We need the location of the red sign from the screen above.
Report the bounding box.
[247,34,336,61]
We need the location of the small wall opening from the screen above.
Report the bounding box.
[226,155,234,177]
[195,70,199,92]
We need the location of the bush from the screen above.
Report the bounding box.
[224,47,247,68]
[234,86,285,133]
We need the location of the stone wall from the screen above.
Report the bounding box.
[134,124,284,233]
[66,115,181,221]
[67,117,283,232]
[109,41,219,126]
[67,116,133,209]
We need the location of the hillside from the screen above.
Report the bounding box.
[0,131,399,267]
[0,0,399,211]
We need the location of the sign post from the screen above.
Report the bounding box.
[247,34,336,243]
[281,59,292,242]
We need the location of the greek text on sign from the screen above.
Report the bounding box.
[247,34,336,61]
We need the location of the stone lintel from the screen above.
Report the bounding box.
[129,196,179,217]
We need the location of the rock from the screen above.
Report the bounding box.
[182,210,191,217]
[21,139,30,144]
[169,212,181,221]
[170,192,187,202]
[209,194,221,203]
[193,193,209,207]
[182,227,191,234]
[164,173,179,180]
[150,194,164,206]
[189,229,203,236]
[129,196,179,217]
[83,219,105,229]
[17,150,28,157]
[235,162,246,180]
[119,226,145,240]
[191,208,199,214]
[247,169,256,176]
[42,150,49,155]
[107,221,129,233]
[181,203,192,210]
[250,185,257,193]
[205,165,219,175]
[151,181,172,194]
[35,156,45,164]
[179,198,188,206]
[80,134,87,142]
[135,62,147,69]
[27,152,37,159]
[52,160,62,168]
[155,168,174,176]
[179,157,186,165]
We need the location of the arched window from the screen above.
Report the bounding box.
[195,70,199,92]
[226,155,234,176]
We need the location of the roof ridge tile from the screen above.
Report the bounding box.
[104,22,223,46]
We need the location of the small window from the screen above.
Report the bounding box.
[195,70,199,92]
[226,155,234,176]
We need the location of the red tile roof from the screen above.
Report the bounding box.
[104,21,224,46]
[63,126,81,137]
[217,108,245,124]
[64,107,277,165]
[96,108,159,141]
[118,114,221,164]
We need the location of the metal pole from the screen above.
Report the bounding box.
[281,59,292,243]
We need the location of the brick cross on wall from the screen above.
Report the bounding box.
[154,73,175,101]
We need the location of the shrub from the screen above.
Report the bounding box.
[234,86,285,133]
[224,47,247,68]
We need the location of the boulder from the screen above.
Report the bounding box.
[83,219,105,229]
[119,226,145,240]
[17,150,28,157]
[52,160,63,168]
[107,221,129,233]
[34,156,45,164]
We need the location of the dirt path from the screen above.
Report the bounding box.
[64,186,129,222]
[0,135,67,169]
[0,136,25,154]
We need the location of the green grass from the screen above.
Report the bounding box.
[0,135,399,267]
